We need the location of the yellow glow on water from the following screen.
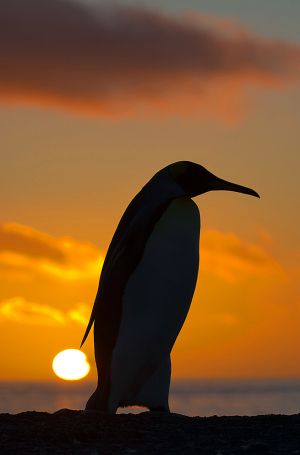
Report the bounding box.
[52,349,90,381]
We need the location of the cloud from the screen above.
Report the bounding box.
[0,223,103,281]
[0,223,291,338]
[68,302,90,325]
[0,222,281,285]
[0,296,91,326]
[0,223,66,262]
[0,0,299,120]
[0,297,65,326]
[201,230,282,282]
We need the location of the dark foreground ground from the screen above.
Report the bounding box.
[1,410,300,454]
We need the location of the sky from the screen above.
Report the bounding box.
[0,0,300,382]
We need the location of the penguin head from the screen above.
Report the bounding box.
[168,161,260,199]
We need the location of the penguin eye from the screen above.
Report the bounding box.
[169,161,189,179]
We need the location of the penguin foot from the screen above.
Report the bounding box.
[85,394,117,414]
[84,389,110,412]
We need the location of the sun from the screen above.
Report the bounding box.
[52,349,90,380]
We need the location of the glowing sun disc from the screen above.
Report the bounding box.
[52,349,90,380]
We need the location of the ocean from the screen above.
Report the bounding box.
[1,379,300,416]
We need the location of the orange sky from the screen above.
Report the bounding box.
[0,0,300,381]
[0,220,299,381]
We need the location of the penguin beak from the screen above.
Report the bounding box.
[211,176,260,198]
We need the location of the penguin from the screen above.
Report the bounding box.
[81,161,259,413]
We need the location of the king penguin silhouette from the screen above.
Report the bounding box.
[81,161,259,413]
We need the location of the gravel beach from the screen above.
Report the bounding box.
[1,410,300,454]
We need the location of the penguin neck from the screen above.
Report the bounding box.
[141,169,186,209]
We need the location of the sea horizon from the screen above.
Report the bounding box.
[1,378,300,417]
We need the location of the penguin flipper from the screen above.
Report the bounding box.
[80,193,145,348]
[80,307,96,348]
[80,243,125,347]
[80,242,128,348]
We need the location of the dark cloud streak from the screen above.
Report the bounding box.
[0,224,66,263]
[0,0,299,117]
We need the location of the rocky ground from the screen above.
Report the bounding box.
[0,410,300,454]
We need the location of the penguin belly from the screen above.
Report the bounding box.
[108,197,200,412]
